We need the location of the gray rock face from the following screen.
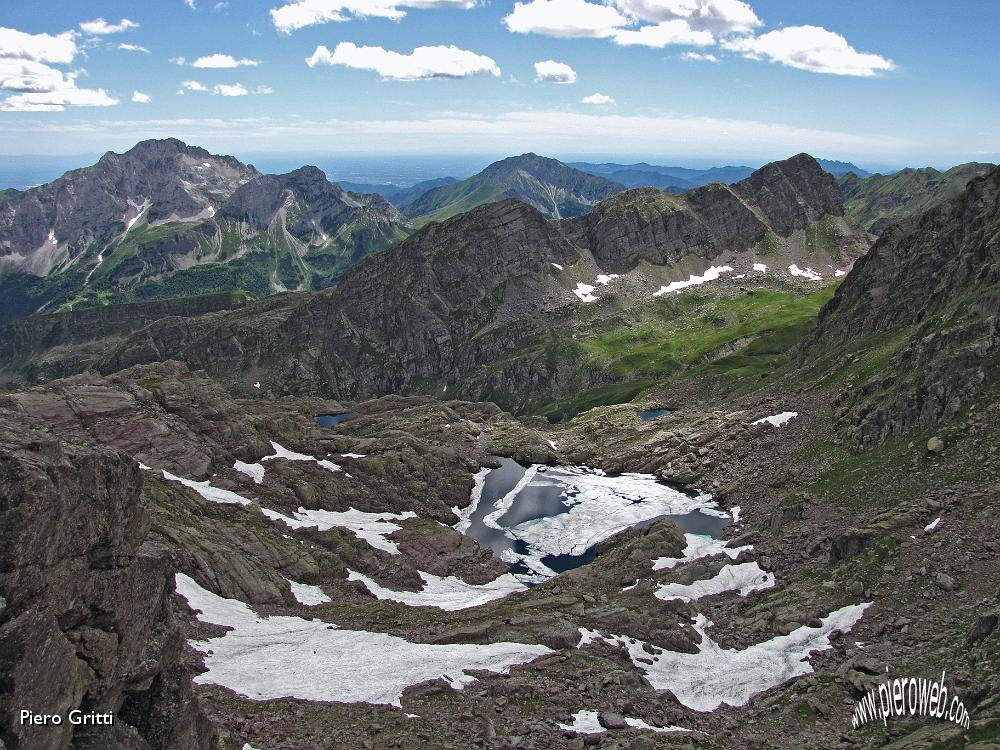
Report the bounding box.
[0,413,215,750]
[807,165,1000,445]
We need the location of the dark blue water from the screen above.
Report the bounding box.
[314,412,359,428]
[461,457,728,580]
[638,408,674,421]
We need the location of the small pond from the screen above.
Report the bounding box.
[314,412,359,428]
[457,457,730,582]
[638,408,674,421]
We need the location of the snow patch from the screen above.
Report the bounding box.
[162,471,253,506]
[924,517,941,533]
[287,579,331,605]
[547,439,558,450]
[264,507,416,554]
[557,710,691,735]
[452,468,489,533]
[573,282,597,302]
[751,411,798,428]
[340,452,366,459]
[753,263,767,272]
[652,533,752,571]
[654,561,775,602]
[581,604,871,711]
[653,265,734,296]
[347,569,525,610]
[175,574,551,706]
[234,461,265,484]
[835,269,847,277]
[594,274,619,285]
[789,264,823,281]
[262,440,342,473]
[551,262,564,270]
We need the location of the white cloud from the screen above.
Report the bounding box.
[255,85,274,94]
[581,92,615,105]
[1,88,118,112]
[504,0,627,38]
[723,25,895,77]
[214,83,248,96]
[682,51,718,62]
[533,59,576,84]
[270,0,476,33]
[185,0,197,8]
[131,90,151,103]
[118,43,150,53]
[191,53,260,68]
[306,43,500,80]
[0,26,119,112]
[79,18,139,35]
[613,0,760,33]
[613,19,713,47]
[179,79,209,92]
[0,27,78,64]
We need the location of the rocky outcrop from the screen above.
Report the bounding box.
[565,153,844,272]
[808,165,1000,445]
[0,412,216,750]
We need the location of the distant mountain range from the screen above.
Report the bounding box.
[838,162,996,233]
[403,154,624,226]
[0,139,411,325]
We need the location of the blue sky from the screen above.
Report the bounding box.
[1,0,998,169]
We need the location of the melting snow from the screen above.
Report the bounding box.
[652,533,753,571]
[551,262,564,270]
[557,710,691,735]
[175,574,551,706]
[264,507,417,554]
[594,274,620,285]
[573,282,597,302]
[654,562,775,602]
[340,452,366,459]
[835,269,847,277]
[253,382,261,389]
[924,517,941,533]
[789,264,823,281]
[162,471,253,506]
[262,440,342,474]
[481,465,542,531]
[347,570,526,610]
[751,411,798,428]
[547,439,558,450]
[581,604,871,711]
[234,461,265,484]
[731,506,742,524]
[653,266,734,296]
[452,468,489,533]
[753,263,767,272]
[287,579,331,606]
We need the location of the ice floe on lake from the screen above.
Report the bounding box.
[654,561,775,602]
[175,574,551,706]
[347,569,526,610]
[578,603,871,711]
[653,265,734,297]
[557,710,691,735]
[452,467,490,533]
[287,579,331,606]
[262,441,342,474]
[652,533,753,571]
[234,460,265,484]
[751,411,798,428]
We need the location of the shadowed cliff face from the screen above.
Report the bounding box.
[0,413,216,750]
[805,165,1000,446]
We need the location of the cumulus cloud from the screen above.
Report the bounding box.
[179,79,209,92]
[581,92,615,105]
[191,53,260,68]
[0,27,78,64]
[131,90,151,103]
[613,0,760,33]
[118,43,150,53]
[270,0,476,33]
[682,51,718,62]
[306,43,500,80]
[533,59,576,84]
[0,26,118,111]
[614,19,713,47]
[504,0,627,38]
[214,83,248,96]
[79,18,139,35]
[723,25,895,76]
